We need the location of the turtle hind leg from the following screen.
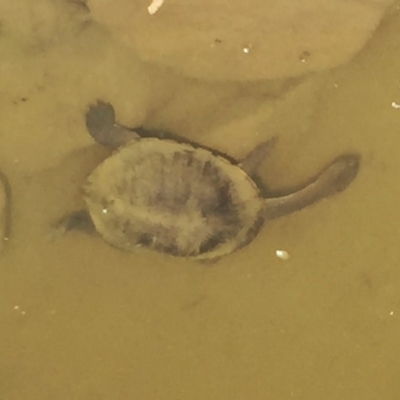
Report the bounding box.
[50,210,97,240]
[86,100,140,149]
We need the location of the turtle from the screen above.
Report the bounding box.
[56,100,360,261]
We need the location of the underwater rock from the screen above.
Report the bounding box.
[87,0,395,81]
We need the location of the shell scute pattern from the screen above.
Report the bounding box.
[84,139,264,258]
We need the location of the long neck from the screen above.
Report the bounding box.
[263,180,328,220]
[263,153,360,220]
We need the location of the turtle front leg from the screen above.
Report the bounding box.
[86,101,141,149]
[238,137,277,175]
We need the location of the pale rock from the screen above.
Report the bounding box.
[87,0,395,81]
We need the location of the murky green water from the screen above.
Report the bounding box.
[1,2,400,400]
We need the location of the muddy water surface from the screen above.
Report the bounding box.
[1,4,400,400]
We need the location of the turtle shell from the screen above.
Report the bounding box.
[83,138,265,260]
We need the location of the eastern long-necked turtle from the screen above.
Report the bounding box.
[56,101,360,260]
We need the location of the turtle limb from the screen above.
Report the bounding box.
[263,153,360,220]
[238,137,277,175]
[86,100,140,149]
[53,210,97,236]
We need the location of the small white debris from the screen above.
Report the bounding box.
[102,208,108,214]
[391,101,400,109]
[389,310,395,316]
[275,249,290,260]
[13,305,26,315]
[242,44,253,54]
[148,0,165,15]
[299,51,310,63]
